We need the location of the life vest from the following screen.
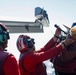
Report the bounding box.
[19,53,47,75]
[0,51,12,75]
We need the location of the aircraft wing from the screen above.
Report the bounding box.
[0,20,43,33]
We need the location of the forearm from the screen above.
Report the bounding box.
[36,43,64,63]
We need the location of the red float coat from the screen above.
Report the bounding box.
[0,50,21,75]
[19,38,63,75]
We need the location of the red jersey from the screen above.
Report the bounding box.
[19,38,63,75]
[0,51,21,75]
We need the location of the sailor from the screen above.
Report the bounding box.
[51,22,76,75]
[0,23,21,75]
[16,27,75,75]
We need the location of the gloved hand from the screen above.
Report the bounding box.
[53,26,61,42]
[55,26,61,36]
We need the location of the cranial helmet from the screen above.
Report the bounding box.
[71,22,76,27]
[16,35,35,52]
[0,23,10,43]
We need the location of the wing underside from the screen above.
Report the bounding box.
[0,20,43,33]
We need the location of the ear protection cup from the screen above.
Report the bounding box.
[0,30,10,43]
[23,36,35,48]
[0,23,10,43]
[0,31,9,43]
[28,38,35,48]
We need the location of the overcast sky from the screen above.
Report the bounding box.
[0,0,76,26]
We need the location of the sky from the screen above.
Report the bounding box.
[0,0,76,60]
